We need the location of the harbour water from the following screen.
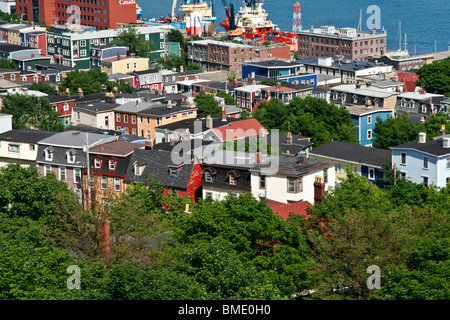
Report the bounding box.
[138,0,449,55]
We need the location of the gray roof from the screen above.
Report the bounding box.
[390,137,450,157]
[113,100,163,113]
[0,129,56,143]
[310,141,391,168]
[74,101,120,113]
[38,131,118,149]
[137,105,197,117]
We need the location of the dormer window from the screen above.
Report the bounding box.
[108,159,116,170]
[66,150,76,164]
[227,170,240,185]
[94,158,102,169]
[44,147,54,161]
[134,162,145,176]
[352,94,358,104]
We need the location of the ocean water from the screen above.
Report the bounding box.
[138,0,449,55]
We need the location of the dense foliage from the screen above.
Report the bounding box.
[0,164,448,300]
[416,57,450,97]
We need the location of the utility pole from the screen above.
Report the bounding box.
[86,133,91,210]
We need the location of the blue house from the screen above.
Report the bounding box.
[90,45,128,69]
[241,60,306,81]
[391,133,450,188]
[347,105,393,147]
[310,141,391,188]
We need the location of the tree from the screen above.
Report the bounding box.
[0,58,18,70]
[185,62,203,72]
[422,112,450,137]
[0,164,78,222]
[194,93,222,116]
[106,79,134,94]
[157,54,186,72]
[59,68,110,96]
[113,26,157,58]
[373,114,422,149]
[416,57,450,97]
[1,93,64,131]
[216,91,237,106]
[28,82,58,95]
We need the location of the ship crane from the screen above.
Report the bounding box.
[220,0,244,37]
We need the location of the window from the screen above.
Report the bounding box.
[114,178,121,191]
[367,116,372,124]
[67,151,75,164]
[400,172,406,180]
[368,167,375,180]
[229,172,237,185]
[134,163,142,176]
[8,144,19,152]
[288,177,296,192]
[335,163,341,173]
[59,167,66,181]
[205,192,212,199]
[259,174,266,189]
[94,158,101,168]
[423,156,429,169]
[353,166,358,174]
[297,176,303,192]
[44,165,52,176]
[108,159,116,170]
[204,170,213,182]
[124,114,128,123]
[367,129,372,140]
[447,157,450,170]
[401,152,407,165]
[45,148,53,161]
[422,176,429,187]
[323,169,328,183]
[29,144,35,151]
[170,168,178,177]
[74,168,81,183]
[101,176,107,189]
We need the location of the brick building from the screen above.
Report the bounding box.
[296,26,387,61]
[15,0,137,30]
[187,39,256,73]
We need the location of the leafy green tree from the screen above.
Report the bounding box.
[59,68,109,96]
[167,29,187,53]
[422,112,450,137]
[194,92,222,116]
[1,93,64,131]
[253,98,291,129]
[373,114,422,149]
[106,79,134,94]
[113,26,157,58]
[0,164,78,222]
[29,82,58,95]
[0,57,18,70]
[416,57,450,97]
[216,91,238,106]
[157,54,187,72]
[185,62,203,72]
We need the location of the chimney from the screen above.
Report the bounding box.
[365,99,372,109]
[366,81,371,87]
[180,65,184,73]
[286,150,291,157]
[65,88,70,96]
[419,89,426,95]
[55,87,59,95]
[113,87,119,96]
[145,138,153,150]
[206,114,213,129]
[256,152,262,164]
[418,132,426,143]
[286,131,293,144]
[167,100,173,109]
[155,89,159,95]
[314,175,326,203]
[101,84,107,94]
[259,128,266,138]
[116,52,121,61]
[221,106,227,121]
[234,79,238,87]
[145,94,151,101]
[440,124,446,136]
[105,92,116,103]
[77,87,83,97]
[443,137,450,148]
[356,80,361,89]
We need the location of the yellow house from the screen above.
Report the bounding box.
[101,55,149,75]
[137,104,198,142]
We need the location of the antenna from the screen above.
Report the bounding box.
[357,9,362,31]
[398,21,402,51]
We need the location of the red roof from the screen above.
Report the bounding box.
[212,118,267,141]
[265,199,313,221]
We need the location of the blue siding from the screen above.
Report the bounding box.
[351,110,392,146]
[361,165,384,187]
[392,149,439,186]
[242,65,269,79]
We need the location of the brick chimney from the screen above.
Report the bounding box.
[221,106,227,121]
[314,175,325,203]
[116,52,121,61]
[145,138,153,150]
[287,131,293,144]
[113,87,119,96]
[440,124,446,136]
[65,88,70,96]
[77,87,83,97]
[256,152,262,164]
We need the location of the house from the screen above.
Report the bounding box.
[113,100,159,136]
[124,148,203,199]
[47,95,77,128]
[72,95,120,130]
[86,140,142,207]
[241,60,305,81]
[90,45,127,69]
[0,129,56,167]
[36,131,118,201]
[260,82,313,103]
[235,83,270,111]
[330,82,398,109]
[312,86,331,103]
[390,132,450,188]
[154,115,242,144]
[203,118,268,143]
[395,90,447,123]
[129,69,162,90]
[136,103,198,142]
[249,153,335,204]
[101,55,150,75]
[346,104,393,147]
[297,56,393,83]
[310,141,392,187]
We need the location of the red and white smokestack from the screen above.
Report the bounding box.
[293,3,302,33]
